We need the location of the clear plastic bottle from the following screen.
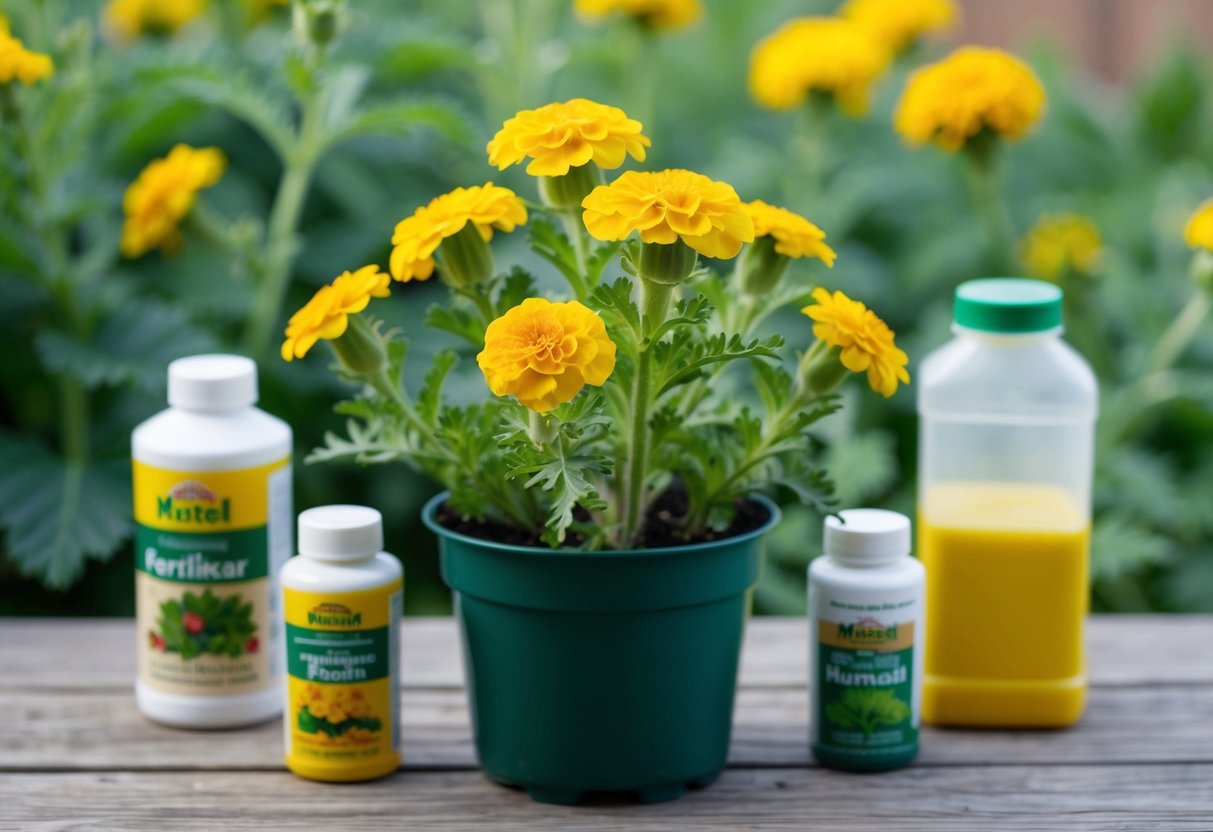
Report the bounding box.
[917,278,1097,727]
[808,509,925,772]
[132,354,293,728]
[281,505,403,782]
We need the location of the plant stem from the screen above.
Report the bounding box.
[561,211,591,300]
[619,342,652,548]
[242,82,325,358]
[1148,291,1210,376]
[961,140,1018,273]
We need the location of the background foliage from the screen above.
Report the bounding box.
[2,0,1212,615]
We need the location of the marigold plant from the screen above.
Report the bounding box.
[120,144,226,258]
[1021,214,1102,282]
[841,0,956,54]
[294,101,908,549]
[574,0,702,30]
[749,17,888,115]
[0,15,53,85]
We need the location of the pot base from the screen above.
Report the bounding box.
[509,770,720,805]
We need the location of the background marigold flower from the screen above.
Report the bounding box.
[582,169,754,259]
[0,18,54,85]
[103,0,207,41]
[894,46,1046,151]
[803,287,909,398]
[574,0,701,30]
[1021,214,1102,281]
[487,98,650,177]
[281,265,391,362]
[841,0,957,54]
[477,297,617,413]
[1184,199,1213,251]
[749,17,889,115]
[120,144,225,258]
[746,200,837,265]
[390,183,527,282]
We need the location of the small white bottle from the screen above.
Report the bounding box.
[132,354,293,728]
[281,506,403,782]
[808,509,925,772]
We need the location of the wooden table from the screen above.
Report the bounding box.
[3,617,1212,830]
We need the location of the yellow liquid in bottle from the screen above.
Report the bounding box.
[919,483,1089,727]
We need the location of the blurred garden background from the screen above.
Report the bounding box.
[3,0,1213,616]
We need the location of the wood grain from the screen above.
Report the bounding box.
[4,685,1213,771]
[2,766,1212,831]
[4,616,1211,690]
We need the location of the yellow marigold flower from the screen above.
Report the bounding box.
[803,287,909,398]
[487,99,650,177]
[103,0,208,41]
[894,47,1046,152]
[477,298,617,413]
[574,0,701,30]
[389,183,527,283]
[746,200,836,265]
[0,20,54,85]
[1184,198,1213,251]
[1021,214,1101,281]
[841,0,956,53]
[120,144,225,258]
[582,169,754,260]
[749,17,888,115]
[308,699,330,720]
[281,265,391,362]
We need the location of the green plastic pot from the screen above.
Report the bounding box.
[424,492,779,806]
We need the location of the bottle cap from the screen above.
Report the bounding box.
[824,509,911,565]
[299,505,383,561]
[954,278,1063,334]
[168,354,258,412]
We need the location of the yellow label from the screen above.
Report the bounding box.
[818,619,915,652]
[133,458,289,531]
[133,457,292,698]
[284,581,403,778]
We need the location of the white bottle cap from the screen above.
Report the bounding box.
[168,354,258,412]
[299,505,384,561]
[824,509,911,565]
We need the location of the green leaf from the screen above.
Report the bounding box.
[492,266,538,314]
[425,303,484,347]
[324,97,472,148]
[823,430,898,506]
[529,217,581,287]
[34,300,217,392]
[154,69,294,160]
[417,350,458,426]
[1090,514,1172,583]
[654,333,783,397]
[0,433,130,589]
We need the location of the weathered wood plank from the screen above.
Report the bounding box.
[4,616,1212,690]
[2,766,1211,831]
[4,684,1212,771]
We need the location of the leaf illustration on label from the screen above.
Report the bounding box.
[825,688,910,735]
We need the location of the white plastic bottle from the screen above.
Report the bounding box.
[918,278,1097,727]
[281,506,403,782]
[132,354,292,728]
[808,509,924,772]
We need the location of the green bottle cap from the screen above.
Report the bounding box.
[954,278,1063,333]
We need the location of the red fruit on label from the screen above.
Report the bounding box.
[245,637,259,653]
[183,612,205,635]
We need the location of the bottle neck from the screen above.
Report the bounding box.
[952,323,1063,346]
[299,552,377,565]
[826,551,902,569]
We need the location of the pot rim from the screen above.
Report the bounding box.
[421,490,781,559]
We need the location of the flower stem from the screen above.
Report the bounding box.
[1148,290,1210,376]
[619,342,652,548]
[242,78,326,358]
[561,211,591,300]
[962,139,1017,273]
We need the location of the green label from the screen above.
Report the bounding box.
[816,619,917,758]
[286,624,391,683]
[135,525,268,583]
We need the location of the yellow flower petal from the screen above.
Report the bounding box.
[120,144,226,258]
[477,297,617,413]
[1185,199,1213,252]
[582,169,754,260]
[1021,214,1102,281]
[745,200,836,265]
[802,287,910,398]
[488,98,650,177]
[574,0,701,30]
[749,17,888,114]
[281,265,391,362]
[894,47,1045,151]
[389,183,526,282]
[841,0,957,53]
